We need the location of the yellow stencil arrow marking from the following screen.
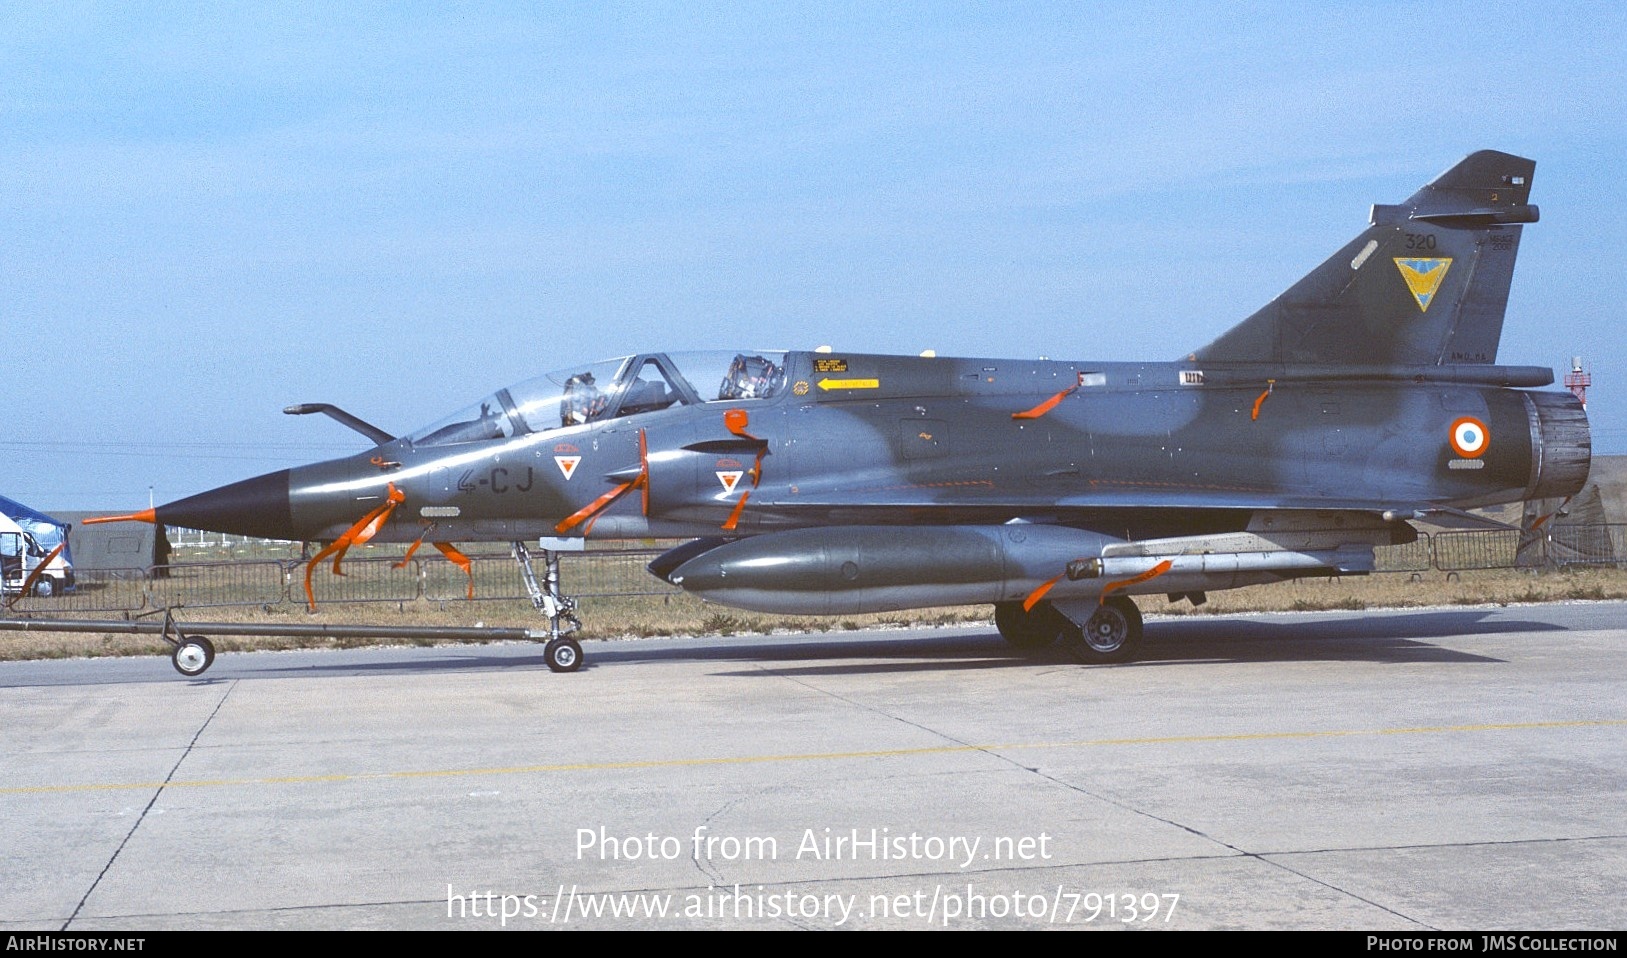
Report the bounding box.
[817,378,880,391]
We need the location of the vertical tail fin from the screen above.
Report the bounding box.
[1193,150,1538,366]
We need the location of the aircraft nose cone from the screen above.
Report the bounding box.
[155,469,294,539]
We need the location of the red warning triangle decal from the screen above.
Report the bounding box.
[716,471,743,495]
[555,456,581,480]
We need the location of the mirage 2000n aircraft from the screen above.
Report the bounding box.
[90,150,1591,672]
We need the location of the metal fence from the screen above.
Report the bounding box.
[7,526,1624,615]
[1432,529,1525,572]
[1547,523,1627,567]
[7,548,680,615]
[1373,536,1433,573]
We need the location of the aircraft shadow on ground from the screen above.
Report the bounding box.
[219,608,1553,680]
[697,610,1532,676]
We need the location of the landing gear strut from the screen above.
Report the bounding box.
[513,540,584,673]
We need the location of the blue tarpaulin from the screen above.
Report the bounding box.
[0,495,73,567]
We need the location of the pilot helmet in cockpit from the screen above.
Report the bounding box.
[561,371,609,426]
[719,354,782,401]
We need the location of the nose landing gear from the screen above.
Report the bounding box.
[513,540,585,672]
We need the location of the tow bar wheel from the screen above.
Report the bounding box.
[172,636,216,677]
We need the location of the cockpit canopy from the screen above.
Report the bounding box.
[407,351,788,447]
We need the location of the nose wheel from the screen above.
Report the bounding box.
[544,637,583,673]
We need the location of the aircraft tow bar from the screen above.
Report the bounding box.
[0,609,556,678]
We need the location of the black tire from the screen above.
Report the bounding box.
[544,637,583,673]
[172,636,216,677]
[1060,596,1143,664]
[994,601,1066,650]
[32,577,55,599]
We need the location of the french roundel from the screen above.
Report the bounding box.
[1449,417,1489,459]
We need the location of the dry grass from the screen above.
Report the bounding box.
[3,567,1624,663]
[1153,565,1627,615]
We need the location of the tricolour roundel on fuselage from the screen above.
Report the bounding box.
[1449,416,1490,459]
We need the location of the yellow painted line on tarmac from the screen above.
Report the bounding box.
[5,718,1625,796]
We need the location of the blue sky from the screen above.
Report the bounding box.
[3,2,1624,511]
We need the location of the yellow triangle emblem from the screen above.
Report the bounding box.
[1394,257,1453,312]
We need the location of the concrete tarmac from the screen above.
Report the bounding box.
[2,602,1625,930]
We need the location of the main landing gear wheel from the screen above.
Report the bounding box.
[994,601,1067,650]
[172,635,216,677]
[544,637,583,673]
[1061,596,1143,664]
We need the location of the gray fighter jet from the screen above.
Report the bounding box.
[91,150,1590,671]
